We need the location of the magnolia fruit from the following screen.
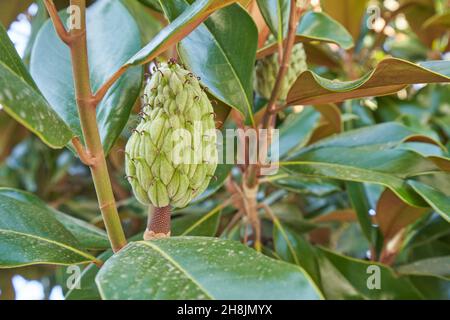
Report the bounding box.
[125,61,218,208]
[254,38,307,100]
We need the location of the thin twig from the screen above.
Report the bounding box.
[72,137,95,166]
[43,0,71,44]
[93,65,128,106]
[45,0,127,253]
[258,203,279,225]
[246,0,305,188]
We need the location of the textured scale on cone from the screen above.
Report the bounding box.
[125,61,218,208]
[254,36,308,100]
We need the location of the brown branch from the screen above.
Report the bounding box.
[72,137,95,166]
[261,0,302,130]
[45,0,127,253]
[92,65,128,106]
[43,0,71,44]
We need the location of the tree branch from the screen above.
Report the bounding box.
[72,137,95,166]
[92,65,128,106]
[45,0,127,253]
[43,0,72,44]
[261,0,302,130]
[246,0,305,189]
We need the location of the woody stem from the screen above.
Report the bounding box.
[45,0,127,252]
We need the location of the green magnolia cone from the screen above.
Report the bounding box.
[254,38,307,100]
[125,61,218,208]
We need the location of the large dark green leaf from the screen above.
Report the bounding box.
[278,108,321,158]
[273,223,321,285]
[269,174,341,197]
[296,12,354,50]
[121,0,162,43]
[96,238,321,299]
[274,222,449,299]
[0,188,98,268]
[160,1,258,123]
[256,0,289,38]
[0,23,73,148]
[30,0,142,153]
[282,148,434,206]
[409,178,450,222]
[125,0,238,66]
[257,11,354,58]
[346,182,376,246]
[52,211,110,250]
[281,123,449,208]
[318,248,449,299]
[287,59,450,106]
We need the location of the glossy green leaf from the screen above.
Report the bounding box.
[257,12,354,58]
[278,108,321,158]
[296,12,353,49]
[274,219,449,299]
[287,59,450,106]
[125,0,238,66]
[66,251,112,300]
[96,238,321,299]
[282,148,433,206]
[52,211,110,250]
[409,179,450,222]
[273,223,321,285]
[0,187,109,250]
[346,182,375,245]
[30,0,142,153]
[121,0,162,43]
[0,188,97,268]
[172,205,222,236]
[0,23,73,148]
[256,0,289,38]
[317,248,449,299]
[160,1,258,123]
[138,0,162,12]
[281,123,447,207]
[397,256,450,278]
[269,174,341,197]
[294,122,442,151]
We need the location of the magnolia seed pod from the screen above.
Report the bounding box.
[254,37,308,100]
[125,61,218,208]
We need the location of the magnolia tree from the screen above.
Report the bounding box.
[0,0,449,300]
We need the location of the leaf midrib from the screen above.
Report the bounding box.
[139,241,215,299]
[0,229,96,263]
